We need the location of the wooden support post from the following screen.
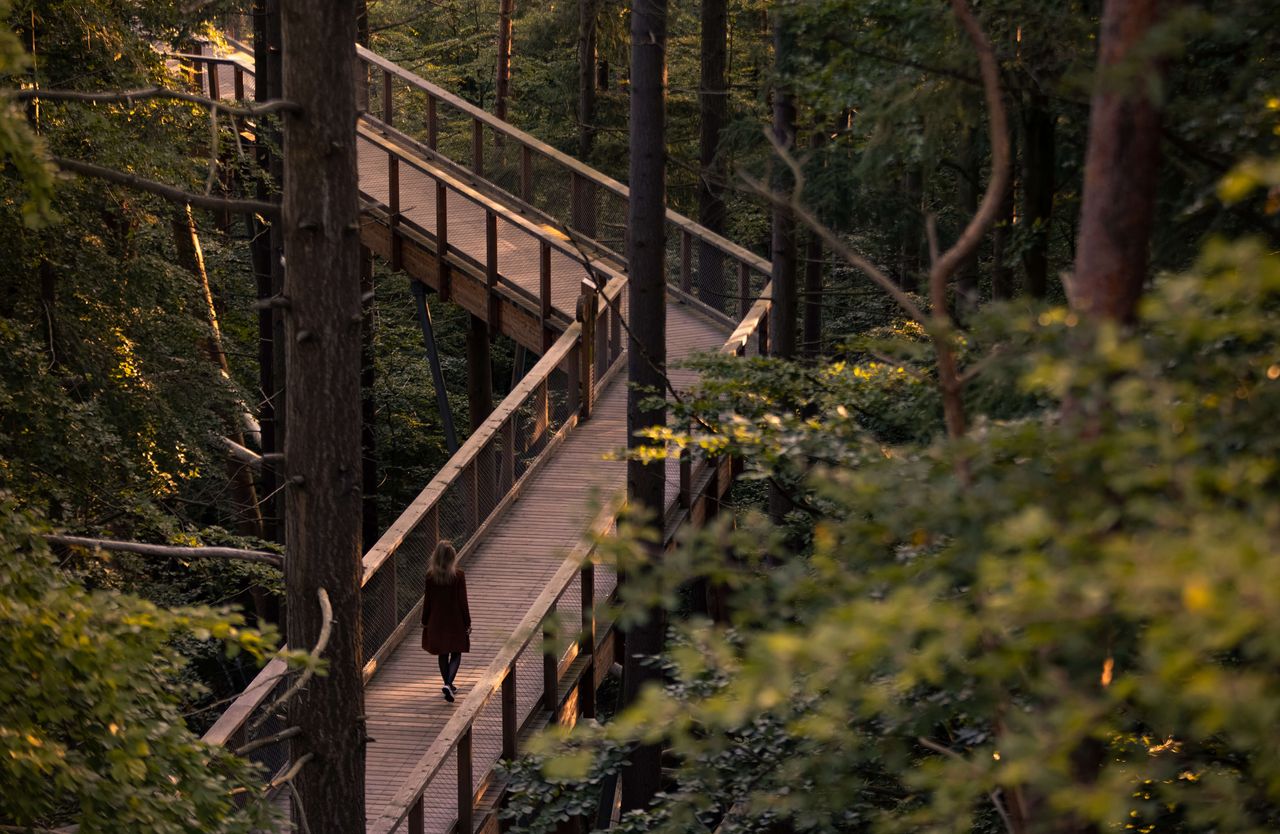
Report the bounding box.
[566,343,581,417]
[543,601,558,722]
[382,68,394,125]
[758,311,770,357]
[486,210,499,332]
[680,231,692,294]
[427,95,438,150]
[436,181,450,299]
[502,415,516,493]
[580,564,596,719]
[540,240,553,352]
[388,154,402,269]
[409,795,425,834]
[207,62,220,100]
[738,261,751,319]
[472,118,484,175]
[576,283,596,422]
[679,447,691,508]
[520,145,534,203]
[458,727,474,834]
[502,665,518,760]
[233,66,245,101]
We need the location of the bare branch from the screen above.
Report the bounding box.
[249,588,333,733]
[234,725,302,757]
[14,87,300,117]
[221,436,263,469]
[52,156,280,218]
[267,751,314,793]
[45,534,282,568]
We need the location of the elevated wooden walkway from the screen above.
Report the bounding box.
[182,38,773,834]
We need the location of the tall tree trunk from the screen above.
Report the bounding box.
[991,125,1016,300]
[280,1,366,830]
[1072,0,1167,322]
[801,127,827,358]
[621,0,667,814]
[898,166,923,293]
[577,0,598,158]
[768,14,797,359]
[495,0,515,122]
[1021,93,1055,298]
[360,248,379,553]
[172,204,265,540]
[956,125,981,318]
[697,0,728,310]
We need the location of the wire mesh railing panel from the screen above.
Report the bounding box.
[396,516,435,622]
[421,749,458,834]
[362,561,397,662]
[514,629,545,722]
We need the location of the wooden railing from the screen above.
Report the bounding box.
[354,45,772,326]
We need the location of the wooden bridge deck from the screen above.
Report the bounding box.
[364,303,727,830]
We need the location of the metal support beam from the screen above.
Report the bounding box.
[410,279,459,454]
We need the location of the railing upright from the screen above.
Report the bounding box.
[543,601,558,723]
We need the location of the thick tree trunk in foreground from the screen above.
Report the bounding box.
[496,0,515,122]
[577,0,598,159]
[280,1,366,830]
[621,0,668,814]
[698,0,728,308]
[1072,0,1167,322]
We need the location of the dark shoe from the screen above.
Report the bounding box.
[442,686,455,703]
[449,684,459,695]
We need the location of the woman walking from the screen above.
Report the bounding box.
[421,540,471,702]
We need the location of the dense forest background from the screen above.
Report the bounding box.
[2,0,1279,831]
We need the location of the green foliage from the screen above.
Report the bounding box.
[514,234,1280,834]
[0,497,280,832]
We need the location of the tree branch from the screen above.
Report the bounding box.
[45,534,282,568]
[234,725,302,757]
[14,87,300,117]
[249,588,333,733]
[52,156,280,218]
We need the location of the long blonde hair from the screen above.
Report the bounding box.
[427,540,459,584]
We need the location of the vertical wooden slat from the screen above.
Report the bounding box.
[427,95,438,150]
[680,231,692,294]
[472,118,484,175]
[233,66,245,101]
[486,210,499,330]
[436,181,450,300]
[502,665,518,760]
[543,601,558,722]
[758,311,770,357]
[580,564,596,719]
[520,145,533,203]
[388,153,402,270]
[207,62,220,100]
[540,240,553,352]
[409,795,425,834]
[739,261,751,319]
[458,728,474,834]
[382,68,394,125]
[576,285,596,421]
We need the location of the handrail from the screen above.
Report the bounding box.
[361,323,581,583]
[368,493,623,834]
[354,46,771,279]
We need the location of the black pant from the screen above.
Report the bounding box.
[438,652,462,687]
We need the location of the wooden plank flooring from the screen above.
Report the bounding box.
[363,300,727,832]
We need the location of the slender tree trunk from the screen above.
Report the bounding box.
[466,316,494,431]
[621,0,667,814]
[1072,0,1167,322]
[769,14,797,359]
[1021,93,1055,298]
[698,0,728,310]
[578,0,598,158]
[898,166,923,293]
[172,204,265,540]
[956,125,981,318]
[496,0,515,122]
[280,1,366,830]
[991,126,1016,300]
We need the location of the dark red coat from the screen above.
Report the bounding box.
[421,569,471,654]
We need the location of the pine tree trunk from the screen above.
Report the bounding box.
[577,0,598,159]
[768,14,797,359]
[1072,0,1167,321]
[496,0,515,122]
[280,1,366,829]
[697,0,728,310]
[1021,93,1055,298]
[621,0,668,813]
